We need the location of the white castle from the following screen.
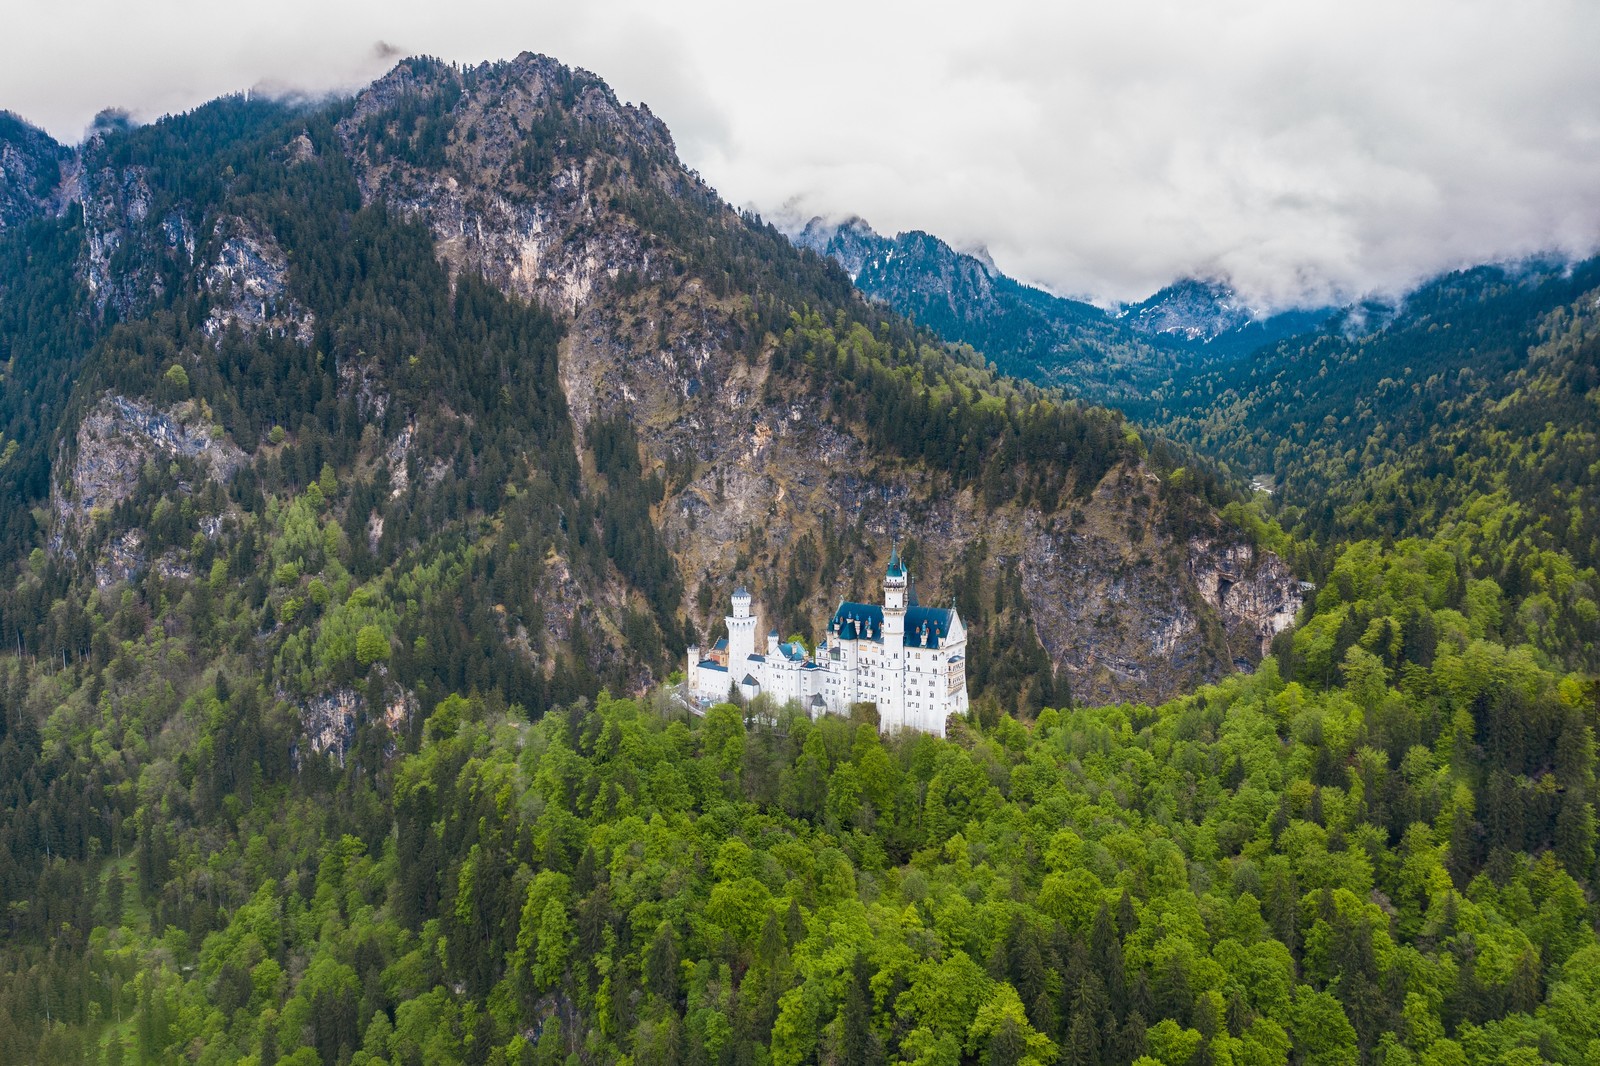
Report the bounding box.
[685,547,970,736]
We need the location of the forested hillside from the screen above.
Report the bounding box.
[0,53,1304,1060]
[2,493,1595,1064]
[1143,262,1600,673]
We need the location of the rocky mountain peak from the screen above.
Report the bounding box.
[337,53,713,316]
[794,214,885,279]
[0,111,69,230]
[1120,277,1254,343]
[6,52,1303,709]
[346,53,677,176]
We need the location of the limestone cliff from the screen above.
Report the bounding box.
[0,112,68,231]
[51,394,244,584]
[200,216,314,344]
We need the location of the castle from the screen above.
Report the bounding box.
[685,547,969,736]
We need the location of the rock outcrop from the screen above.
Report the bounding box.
[0,111,67,231]
[297,684,416,765]
[337,55,664,315]
[52,395,246,583]
[201,216,314,344]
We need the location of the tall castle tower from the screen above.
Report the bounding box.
[881,546,907,725]
[726,586,757,665]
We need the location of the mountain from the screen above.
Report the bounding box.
[0,55,1298,720]
[0,52,1595,1066]
[1119,278,1334,359]
[791,216,1333,401]
[1141,259,1600,671]
[793,216,1157,399]
[0,111,69,230]
[792,212,1599,674]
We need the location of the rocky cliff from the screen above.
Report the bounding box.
[201,215,314,344]
[51,394,245,584]
[0,112,68,231]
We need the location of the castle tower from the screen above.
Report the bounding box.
[881,545,907,726]
[727,586,757,666]
[884,544,907,610]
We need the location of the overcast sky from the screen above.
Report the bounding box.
[3,0,1597,309]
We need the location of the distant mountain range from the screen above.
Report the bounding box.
[791,215,1333,402]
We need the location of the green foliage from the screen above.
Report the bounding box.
[355,624,390,667]
[162,362,190,393]
[2,560,1594,1064]
[1149,262,1600,670]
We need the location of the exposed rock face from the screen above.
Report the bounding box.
[1012,478,1302,699]
[338,55,1306,705]
[1122,279,1254,343]
[79,164,156,314]
[0,111,67,230]
[795,216,1022,328]
[555,272,1297,702]
[98,529,146,588]
[298,684,417,764]
[793,216,884,281]
[74,160,202,318]
[201,216,314,344]
[54,394,245,535]
[338,355,390,423]
[337,55,665,315]
[1188,538,1302,660]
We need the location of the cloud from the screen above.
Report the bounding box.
[2,0,1596,308]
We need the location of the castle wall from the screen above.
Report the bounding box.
[687,566,968,737]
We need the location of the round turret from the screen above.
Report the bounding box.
[884,544,907,611]
[885,544,907,586]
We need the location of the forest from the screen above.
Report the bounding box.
[1142,262,1600,676]
[0,54,1595,1066]
[1,511,1595,1065]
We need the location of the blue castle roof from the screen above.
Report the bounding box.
[828,601,957,648]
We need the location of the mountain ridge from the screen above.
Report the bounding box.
[0,53,1299,726]
[789,213,1338,402]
